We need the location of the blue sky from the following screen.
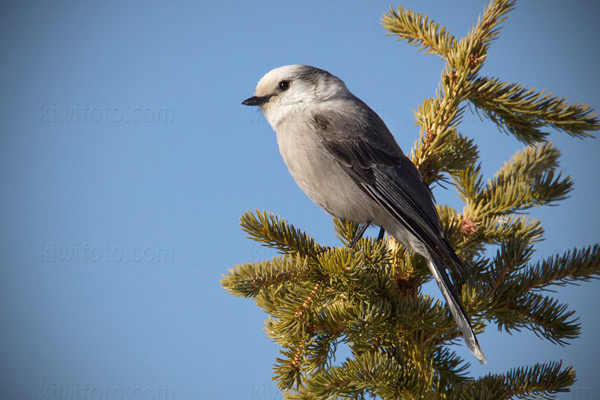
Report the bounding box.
[1,1,599,399]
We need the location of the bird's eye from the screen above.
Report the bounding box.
[279,80,290,91]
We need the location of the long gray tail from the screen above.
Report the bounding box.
[426,256,486,364]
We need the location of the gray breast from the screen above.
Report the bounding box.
[275,113,379,223]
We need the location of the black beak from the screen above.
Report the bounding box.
[242,95,272,106]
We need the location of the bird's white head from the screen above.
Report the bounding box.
[242,65,348,128]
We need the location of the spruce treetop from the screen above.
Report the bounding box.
[223,1,599,398]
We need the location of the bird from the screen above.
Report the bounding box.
[242,64,485,363]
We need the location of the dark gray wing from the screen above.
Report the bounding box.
[312,101,464,275]
[312,101,486,363]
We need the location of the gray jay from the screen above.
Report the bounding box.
[242,65,485,363]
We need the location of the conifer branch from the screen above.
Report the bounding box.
[332,218,365,248]
[468,77,600,143]
[464,0,517,70]
[274,343,308,390]
[240,210,326,257]
[478,167,572,216]
[491,292,580,345]
[477,239,582,345]
[479,214,544,245]
[467,361,575,400]
[502,361,576,399]
[407,0,517,180]
[382,6,456,58]
[493,142,562,185]
[457,143,573,217]
[520,244,600,291]
[488,236,534,290]
[285,351,409,400]
[222,255,310,299]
